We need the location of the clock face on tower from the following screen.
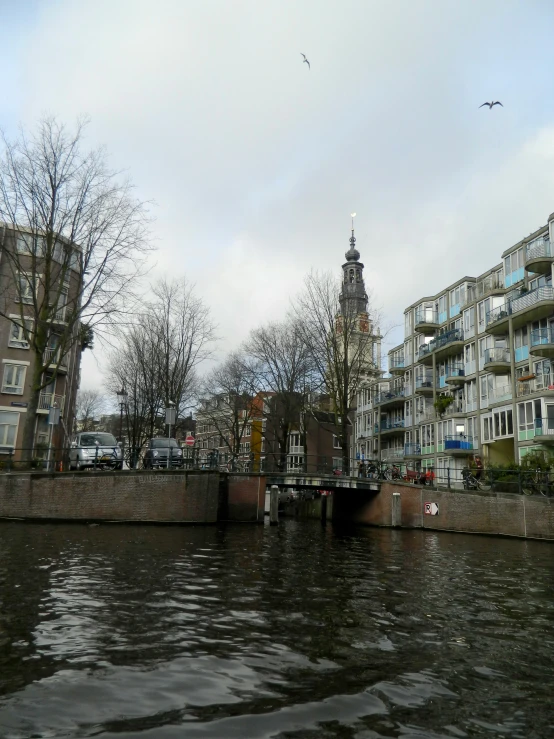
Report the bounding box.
[359,319,369,332]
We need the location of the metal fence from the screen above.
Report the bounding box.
[1,448,552,497]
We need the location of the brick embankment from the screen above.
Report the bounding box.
[331,482,554,541]
[0,470,266,524]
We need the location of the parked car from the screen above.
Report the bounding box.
[69,432,122,471]
[142,438,184,469]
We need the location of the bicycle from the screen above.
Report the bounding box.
[461,468,492,491]
[522,468,552,497]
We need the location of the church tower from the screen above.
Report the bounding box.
[338,223,382,374]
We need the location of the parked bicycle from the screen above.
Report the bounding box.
[461,467,491,491]
[522,468,553,497]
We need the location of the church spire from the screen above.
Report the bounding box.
[340,215,368,316]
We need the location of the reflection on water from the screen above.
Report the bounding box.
[0,520,553,738]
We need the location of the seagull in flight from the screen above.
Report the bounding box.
[300,53,310,70]
[479,101,503,109]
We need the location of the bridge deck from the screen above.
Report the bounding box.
[265,473,380,492]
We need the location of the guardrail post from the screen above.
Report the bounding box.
[447,467,451,490]
[94,445,98,470]
[8,448,13,472]
[518,469,522,496]
[391,492,401,527]
[270,485,279,525]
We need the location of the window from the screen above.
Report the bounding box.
[289,433,303,449]
[8,317,32,349]
[518,400,541,436]
[404,310,413,337]
[16,234,45,256]
[482,415,493,442]
[244,424,252,437]
[333,435,341,449]
[2,364,26,395]
[332,457,342,471]
[493,408,513,438]
[0,411,19,450]
[463,307,475,336]
[17,273,35,304]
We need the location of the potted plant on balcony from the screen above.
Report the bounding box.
[434,395,454,418]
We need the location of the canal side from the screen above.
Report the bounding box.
[287,481,554,541]
[0,470,265,524]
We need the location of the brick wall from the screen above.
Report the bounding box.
[0,470,221,523]
[331,481,554,540]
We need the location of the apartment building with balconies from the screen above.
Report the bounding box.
[0,224,82,459]
[354,210,554,480]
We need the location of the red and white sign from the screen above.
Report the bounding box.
[424,502,439,516]
[185,435,195,447]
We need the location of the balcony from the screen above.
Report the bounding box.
[525,237,552,275]
[489,385,512,405]
[517,373,554,398]
[414,309,439,333]
[381,448,405,461]
[417,343,433,365]
[483,347,510,374]
[404,443,422,457]
[442,401,467,419]
[415,376,434,395]
[375,388,405,409]
[475,275,507,300]
[415,407,435,424]
[43,347,68,373]
[530,328,554,359]
[37,392,65,412]
[444,435,476,454]
[389,356,405,374]
[533,418,554,444]
[445,364,467,385]
[486,286,554,334]
[378,420,405,436]
[432,328,465,362]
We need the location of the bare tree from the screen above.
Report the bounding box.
[105,278,214,460]
[0,117,152,455]
[148,278,215,425]
[243,317,318,470]
[295,271,381,474]
[199,352,254,468]
[75,388,106,431]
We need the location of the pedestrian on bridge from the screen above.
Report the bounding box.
[358,460,366,478]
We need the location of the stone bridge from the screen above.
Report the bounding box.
[265,472,380,493]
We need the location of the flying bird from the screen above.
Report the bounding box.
[300,53,310,70]
[479,101,503,109]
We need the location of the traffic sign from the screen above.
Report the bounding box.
[185,435,195,447]
[424,502,439,516]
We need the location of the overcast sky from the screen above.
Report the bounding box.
[2,0,554,391]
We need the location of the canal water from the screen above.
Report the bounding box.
[0,520,553,738]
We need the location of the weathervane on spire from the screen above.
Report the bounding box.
[351,212,356,232]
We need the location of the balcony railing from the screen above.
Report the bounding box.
[475,275,504,298]
[517,373,554,397]
[375,388,405,404]
[483,348,510,364]
[381,448,404,460]
[432,327,464,351]
[415,309,439,326]
[526,237,551,262]
[389,356,405,371]
[534,418,554,436]
[446,364,465,378]
[444,435,475,451]
[488,286,554,325]
[490,385,512,403]
[404,443,421,456]
[442,402,466,417]
[379,420,405,431]
[38,392,65,411]
[531,328,554,347]
[415,377,434,390]
[417,343,432,361]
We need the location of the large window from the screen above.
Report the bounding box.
[518,399,542,440]
[493,408,513,438]
[2,364,26,395]
[0,411,19,450]
[504,247,524,287]
[8,317,32,349]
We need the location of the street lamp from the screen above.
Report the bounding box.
[116,387,127,441]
